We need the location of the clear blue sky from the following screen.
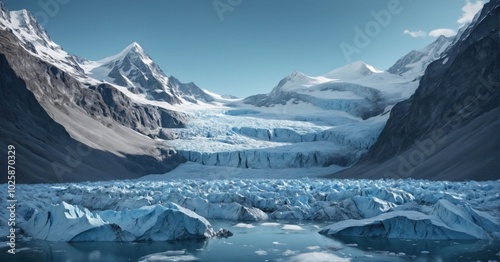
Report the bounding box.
[2,0,484,97]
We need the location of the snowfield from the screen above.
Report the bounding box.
[1,179,498,241]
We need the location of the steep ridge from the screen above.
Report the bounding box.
[0,12,185,183]
[332,0,499,181]
[81,42,215,105]
[0,6,85,77]
[388,35,453,80]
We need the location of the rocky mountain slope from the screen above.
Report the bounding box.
[332,0,499,181]
[0,5,187,183]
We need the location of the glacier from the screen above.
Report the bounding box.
[159,60,421,173]
[165,106,388,170]
[2,178,499,242]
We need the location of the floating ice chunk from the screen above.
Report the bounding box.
[283,249,299,256]
[255,249,268,256]
[261,222,281,227]
[282,224,305,231]
[234,223,255,228]
[138,250,200,262]
[288,252,351,262]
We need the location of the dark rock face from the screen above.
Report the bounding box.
[168,76,215,103]
[80,83,188,131]
[0,29,185,183]
[333,1,499,181]
[102,44,169,92]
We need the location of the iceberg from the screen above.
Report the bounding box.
[319,210,488,240]
[21,202,215,241]
[319,198,500,240]
[21,202,112,241]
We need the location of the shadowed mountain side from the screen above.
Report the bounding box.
[329,0,500,181]
[327,107,499,181]
[0,29,184,183]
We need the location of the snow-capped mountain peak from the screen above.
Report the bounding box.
[270,71,319,94]
[80,41,219,105]
[8,10,54,47]
[129,41,142,50]
[99,41,153,66]
[80,42,180,102]
[323,61,383,80]
[285,71,308,82]
[387,36,452,80]
[0,7,84,75]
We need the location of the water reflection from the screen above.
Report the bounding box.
[1,239,207,262]
[331,236,500,261]
[1,221,499,262]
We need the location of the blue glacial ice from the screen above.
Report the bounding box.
[20,202,214,241]
[1,178,498,241]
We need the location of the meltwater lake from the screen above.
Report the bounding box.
[2,220,499,262]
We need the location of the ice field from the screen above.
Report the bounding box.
[2,178,498,242]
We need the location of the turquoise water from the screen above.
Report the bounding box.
[1,220,499,262]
